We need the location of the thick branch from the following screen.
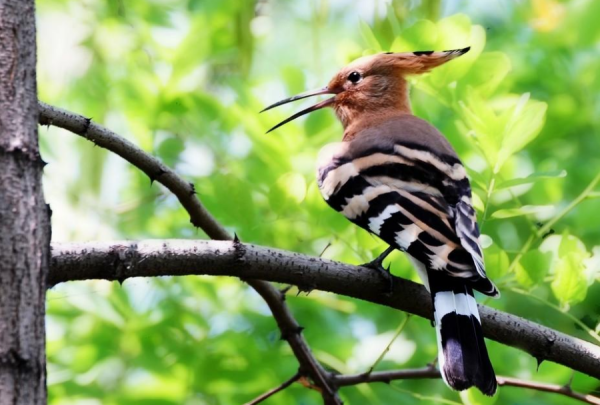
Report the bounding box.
[50,240,600,382]
[38,102,341,404]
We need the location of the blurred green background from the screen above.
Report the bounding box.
[38,0,600,404]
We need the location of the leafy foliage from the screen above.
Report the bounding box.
[39,1,600,404]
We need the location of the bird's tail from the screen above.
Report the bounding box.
[428,272,497,396]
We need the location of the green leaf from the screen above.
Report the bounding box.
[466,168,489,191]
[460,387,498,405]
[558,231,588,260]
[304,109,335,137]
[490,205,554,219]
[458,89,502,166]
[471,192,485,213]
[496,170,567,190]
[268,172,307,214]
[484,243,510,279]
[389,20,438,52]
[359,21,382,52]
[466,51,512,97]
[515,250,552,288]
[551,252,588,308]
[585,246,600,281]
[281,66,306,96]
[385,4,403,37]
[157,137,184,167]
[459,90,547,172]
[496,95,547,170]
[542,232,591,308]
[430,18,484,87]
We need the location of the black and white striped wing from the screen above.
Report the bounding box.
[317,141,497,296]
[454,196,486,279]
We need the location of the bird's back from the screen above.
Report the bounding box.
[344,113,460,161]
[316,113,497,296]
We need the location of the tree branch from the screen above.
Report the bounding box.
[38,102,341,404]
[244,370,301,405]
[497,376,600,405]
[334,366,600,405]
[38,102,227,239]
[49,239,600,382]
[333,365,440,386]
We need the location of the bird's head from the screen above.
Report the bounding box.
[263,47,469,133]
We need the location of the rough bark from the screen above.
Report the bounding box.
[0,1,49,404]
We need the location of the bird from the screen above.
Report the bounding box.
[262,47,498,396]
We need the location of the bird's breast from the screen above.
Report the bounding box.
[316,142,352,201]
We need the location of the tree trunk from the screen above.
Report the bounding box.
[0,0,49,403]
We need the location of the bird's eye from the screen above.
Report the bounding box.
[347,71,362,84]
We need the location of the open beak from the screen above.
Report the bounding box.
[261,87,336,133]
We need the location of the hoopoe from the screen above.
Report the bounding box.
[262,47,498,396]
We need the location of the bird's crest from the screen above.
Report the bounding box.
[346,46,471,75]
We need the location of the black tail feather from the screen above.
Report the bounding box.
[429,271,497,396]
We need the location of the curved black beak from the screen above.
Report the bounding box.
[261,87,336,133]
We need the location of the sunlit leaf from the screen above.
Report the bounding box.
[157,137,184,167]
[268,172,307,214]
[490,205,555,219]
[496,170,567,190]
[471,192,485,213]
[496,95,547,171]
[460,388,498,405]
[515,250,552,288]
[360,21,383,52]
[466,52,511,97]
[389,20,438,52]
[484,243,510,279]
[551,252,588,308]
[281,66,306,96]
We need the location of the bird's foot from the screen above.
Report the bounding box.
[361,246,395,294]
[361,246,394,271]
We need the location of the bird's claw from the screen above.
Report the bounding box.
[361,246,395,294]
[361,246,394,271]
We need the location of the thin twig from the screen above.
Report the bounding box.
[335,365,439,386]
[366,314,411,374]
[249,280,339,403]
[479,167,497,230]
[507,172,600,275]
[335,367,600,405]
[511,288,600,344]
[38,101,342,405]
[244,370,301,405]
[497,376,600,405]
[536,172,600,238]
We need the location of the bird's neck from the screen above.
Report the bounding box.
[341,111,413,142]
[336,79,412,142]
